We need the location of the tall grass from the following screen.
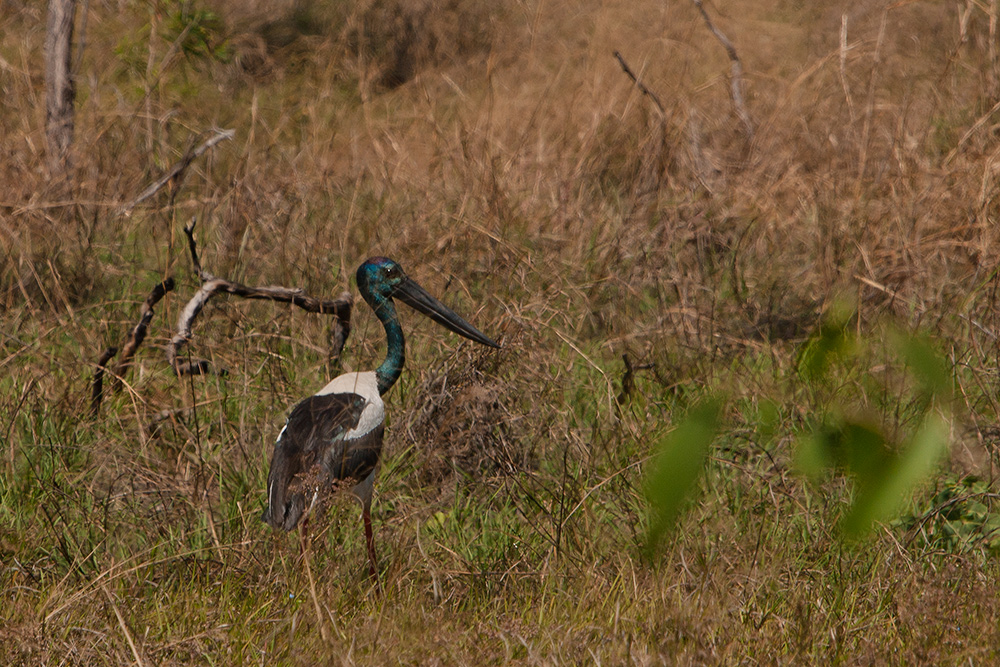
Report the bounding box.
[3,0,1000,663]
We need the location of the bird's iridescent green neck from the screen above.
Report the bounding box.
[371,295,405,396]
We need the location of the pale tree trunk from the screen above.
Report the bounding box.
[44,0,77,177]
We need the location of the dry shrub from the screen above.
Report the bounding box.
[217,0,501,89]
[407,342,522,484]
[343,0,500,89]
[223,30,277,81]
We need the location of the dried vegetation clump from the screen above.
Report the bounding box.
[408,342,523,484]
[220,0,503,90]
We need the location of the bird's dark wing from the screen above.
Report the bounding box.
[262,392,382,531]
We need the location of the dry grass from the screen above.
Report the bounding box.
[3,0,1000,663]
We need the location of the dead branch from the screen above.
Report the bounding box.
[839,14,856,122]
[691,0,754,140]
[123,128,235,214]
[168,219,354,375]
[615,353,654,412]
[44,0,77,176]
[617,353,636,408]
[92,277,175,414]
[111,277,176,392]
[184,216,212,282]
[612,50,672,218]
[613,50,666,117]
[91,346,118,416]
[329,313,350,375]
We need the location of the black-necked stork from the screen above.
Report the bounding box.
[262,256,499,579]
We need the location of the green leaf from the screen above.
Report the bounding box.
[754,397,781,447]
[644,398,723,552]
[842,413,950,537]
[796,429,833,478]
[796,417,890,480]
[796,300,856,382]
[891,330,952,401]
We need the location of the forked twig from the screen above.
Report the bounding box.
[91,278,175,414]
[91,346,118,416]
[615,352,654,409]
[691,0,754,139]
[123,128,235,214]
[111,277,175,391]
[613,50,666,117]
[612,50,673,211]
[839,14,856,122]
[169,219,353,375]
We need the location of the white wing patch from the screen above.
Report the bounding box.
[315,371,385,438]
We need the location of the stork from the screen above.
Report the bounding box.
[262,257,499,580]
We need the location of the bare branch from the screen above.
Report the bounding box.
[44,0,77,176]
[169,223,354,375]
[183,217,213,282]
[92,278,175,414]
[111,277,176,392]
[612,50,673,217]
[615,353,654,412]
[691,0,754,139]
[329,311,351,374]
[123,128,235,214]
[167,278,222,376]
[613,50,666,117]
[839,14,856,122]
[91,346,118,416]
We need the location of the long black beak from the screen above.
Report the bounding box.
[394,278,500,348]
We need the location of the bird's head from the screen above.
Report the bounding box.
[355,257,500,348]
[356,256,406,306]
